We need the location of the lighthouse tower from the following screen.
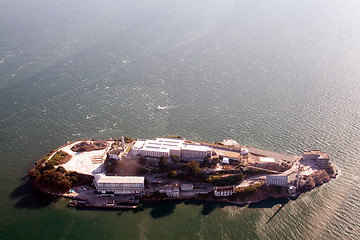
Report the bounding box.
[296,164,301,190]
[121,136,125,151]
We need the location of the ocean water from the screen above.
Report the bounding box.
[0,0,359,239]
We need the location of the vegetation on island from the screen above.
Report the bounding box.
[206,174,243,186]
[47,150,71,166]
[28,153,92,192]
[162,135,184,139]
[71,140,108,152]
[200,157,220,168]
[115,136,133,143]
[158,156,168,171]
[184,161,202,180]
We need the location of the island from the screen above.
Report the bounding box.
[28,136,337,209]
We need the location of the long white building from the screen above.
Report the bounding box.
[214,186,235,196]
[131,137,212,159]
[93,174,144,194]
[266,175,288,186]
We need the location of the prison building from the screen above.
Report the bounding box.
[93,174,144,195]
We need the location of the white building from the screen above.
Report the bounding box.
[93,174,144,194]
[180,183,193,191]
[131,138,211,159]
[266,175,288,186]
[214,186,235,196]
[159,183,179,197]
[222,157,230,164]
[180,144,212,158]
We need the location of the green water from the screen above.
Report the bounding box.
[1,0,359,239]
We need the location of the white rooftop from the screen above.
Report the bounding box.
[133,139,146,149]
[181,144,211,151]
[141,138,184,151]
[94,174,145,184]
[259,157,275,163]
[222,157,230,164]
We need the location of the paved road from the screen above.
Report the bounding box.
[245,146,300,162]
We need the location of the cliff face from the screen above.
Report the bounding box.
[299,167,335,192]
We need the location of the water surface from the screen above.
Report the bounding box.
[1,0,359,239]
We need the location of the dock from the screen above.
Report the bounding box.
[68,200,139,209]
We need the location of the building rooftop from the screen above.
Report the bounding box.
[142,138,184,151]
[303,150,329,159]
[266,175,288,179]
[94,174,144,184]
[303,150,322,155]
[214,186,234,191]
[181,144,212,151]
[259,157,275,163]
[133,139,146,149]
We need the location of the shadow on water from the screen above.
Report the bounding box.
[201,202,216,215]
[142,201,179,219]
[184,199,246,216]
[10,177,59,209]
[247,198,289,224]
[266,203,287,224]
[141,198,290,219]
[248,198,289,209]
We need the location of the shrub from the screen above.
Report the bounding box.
[47,151,69,166]
[170,155,180,164]
[185,161,201,179]
[168,170,178,179]
[71,141,108,152]
[158,156,168,171]
[28,168,41,182]
[207,174,243,186]
[234,183,263,198]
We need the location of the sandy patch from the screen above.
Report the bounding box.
[59,141,111,175]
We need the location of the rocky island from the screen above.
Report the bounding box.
[28,136,337,208]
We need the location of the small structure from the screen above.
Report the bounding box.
[180,183,193,191]
[303,150,329,168]
[240,148,249,156]
[108,154,120,161]
[259,157,275,163]
[288,185,296,194]
[222,157,230,164]
[266,175,288,186]
[214,186,235,197]
[93,174,144,194]
[159,183,179,197]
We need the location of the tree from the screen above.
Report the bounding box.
[138,156,147,165]
[28,168,41,182]
[158,156,168,171]
[185,161,201,178]
[170,155,180,164]
[56,166,66,173]
[40,169,72,191]
[201,157,211,168]
[168,170,178,179]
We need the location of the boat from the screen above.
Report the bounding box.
[156,105,167,110]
